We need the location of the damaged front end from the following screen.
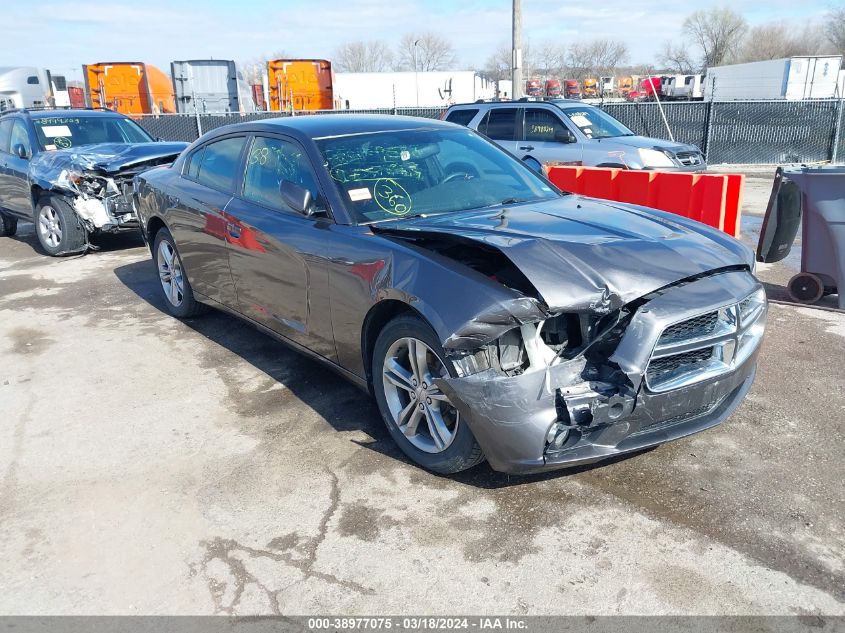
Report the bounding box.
[30,142,187,235]
[434,270,767,474]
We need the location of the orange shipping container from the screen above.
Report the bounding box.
[267,59,335,112]
[84,62,176,115]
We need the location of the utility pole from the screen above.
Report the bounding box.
[413,39,420,107]
[512,0,523,99]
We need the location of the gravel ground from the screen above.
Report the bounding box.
[0,169,842,615]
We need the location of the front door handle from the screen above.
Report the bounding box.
[519,145,535,151]
[226,222,241,239]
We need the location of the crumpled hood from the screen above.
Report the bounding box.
[30,142,188,186]
[377,195,751,313]
[605,135,700,155]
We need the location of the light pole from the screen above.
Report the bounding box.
[413,39,420,107]
[512,0,523,99]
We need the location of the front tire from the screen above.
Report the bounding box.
[153,227,208,318]
[0,212,18,237]
[372,315,484,474]
[34,196,87,256]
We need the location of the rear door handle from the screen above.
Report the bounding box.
[519,145,534,151]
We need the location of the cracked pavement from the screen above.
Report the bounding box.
[0,170,843,615]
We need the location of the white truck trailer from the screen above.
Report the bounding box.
[0,67,55,111]
[334,71,495,109]
[703,56,843,100]
[171,59,256,114]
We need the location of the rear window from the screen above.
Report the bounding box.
[445,109,478,127]
[196,136,245,193]
[479,108,518,141]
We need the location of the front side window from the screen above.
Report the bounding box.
[524,109,570,142]
[242,136,323,212]
[196,136,246,193]
[556,106,634,139]
[316,127,560,224]
[10,120,31,156]
[480,108,518,141]
[31,115,153,150]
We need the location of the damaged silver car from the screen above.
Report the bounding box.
[0,108,186,255]
[134,115,767,474]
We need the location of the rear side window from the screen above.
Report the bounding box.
[480,108,518,141]
[445,109,478,127]
[184,147,204,180]
[0,119,13,153]
[196,137,245,193]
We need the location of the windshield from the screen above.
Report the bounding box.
[31,115,154,151]
[556,106,634,139]
[316,128,560,224]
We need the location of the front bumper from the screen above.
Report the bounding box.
[436,270,765,474]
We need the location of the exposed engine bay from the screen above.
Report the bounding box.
[29,142,187,233]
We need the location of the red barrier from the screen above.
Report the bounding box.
[546,166,744,237]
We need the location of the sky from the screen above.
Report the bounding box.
[0,0,834,82]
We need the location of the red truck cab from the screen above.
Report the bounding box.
[544,79,561,98]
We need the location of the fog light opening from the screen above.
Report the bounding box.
[546,422,571,451]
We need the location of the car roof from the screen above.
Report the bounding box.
[0,108,127,119]
[205,114,456,140]
[448,99,592,110]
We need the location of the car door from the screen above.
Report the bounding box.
[224,134,335,358]
[522,108,583,167]
[167,134,245,307]
[1,118,35,217]
[477,107,521,155]
[0,118,15,214]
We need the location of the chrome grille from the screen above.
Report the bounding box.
[675,151,703,166]
[645,287,767,393]
[659,311,719,343]
[647,348,714,384]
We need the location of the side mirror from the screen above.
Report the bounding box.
[13,143,30,159]
[280,180,315,216]
[554,129,576,144]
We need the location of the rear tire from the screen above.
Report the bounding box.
[34,195,87,256]
[372,314,485,474]
[153,227,208,318]
[0,212,17,237]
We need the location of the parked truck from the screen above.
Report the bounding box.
[334,71,494,108]
[171,59,256,114]
[617,76,633,97]
[582,78,598,98]
[0,67,53,110]
[545,79,561,98]
[600,76,615,96]
[563,79,581,99]
[267,59,335,111]
[525,78,543,97]
[703,56,843,100]
[84,62,176,114]
[496,79,513,100]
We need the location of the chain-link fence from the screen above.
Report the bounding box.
[135,100,845,164]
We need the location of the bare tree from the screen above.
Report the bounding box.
[534,39,567,76]
[240,50,289,84]
[484,40,534,81]
[737,22,825,62]
[683,8,748,68]
[657,41,696,74]
[334,40,392,72]
[566,39,629,80]
[827,5,845,56]
[395,32,456,71]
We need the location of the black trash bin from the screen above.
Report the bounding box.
[757,165,845,308]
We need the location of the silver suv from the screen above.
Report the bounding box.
[443,99,706,173]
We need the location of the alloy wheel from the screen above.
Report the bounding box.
[382,337,459,454]
[157,240,185,307]
[38,206,63,248]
